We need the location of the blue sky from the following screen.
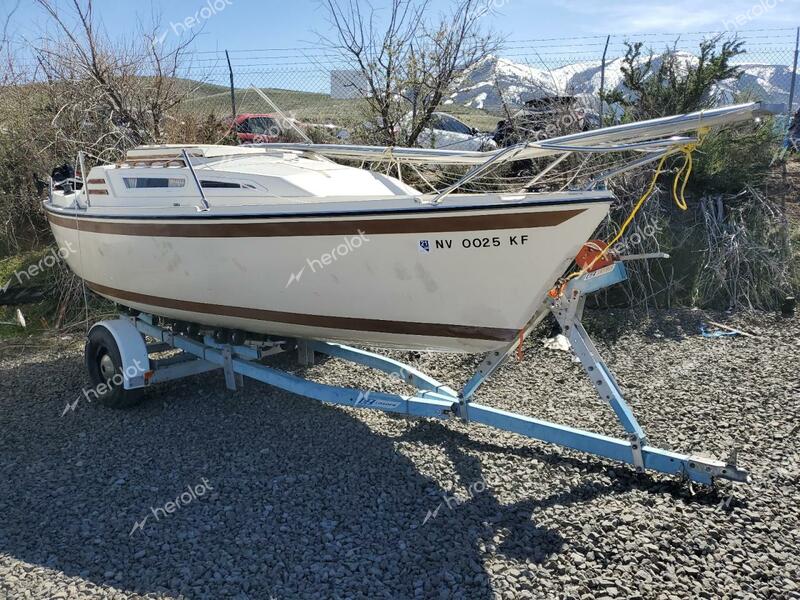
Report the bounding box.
[3,0,800,53]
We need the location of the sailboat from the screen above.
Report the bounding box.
[44,102,772,352]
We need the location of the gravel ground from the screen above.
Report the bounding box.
[0,309,798,600]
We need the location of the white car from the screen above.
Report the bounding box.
[414,112,497,151]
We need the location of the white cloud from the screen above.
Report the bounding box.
[551,0,799,33]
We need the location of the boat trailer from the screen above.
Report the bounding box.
[86,261,748,487]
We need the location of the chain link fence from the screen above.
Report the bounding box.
[178,28,800,137]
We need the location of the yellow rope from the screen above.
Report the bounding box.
[557,128,709,290]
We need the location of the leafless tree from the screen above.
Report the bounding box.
[32,0,201,155]
[0,0,204,256]
[320,0,501,146]
[0,0,21,86]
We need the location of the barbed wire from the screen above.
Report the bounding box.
[9,28,798,127]
[11,32,798,69]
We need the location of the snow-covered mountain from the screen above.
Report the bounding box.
[445,54,794,111]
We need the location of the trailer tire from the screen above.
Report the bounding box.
[85,327,145,409]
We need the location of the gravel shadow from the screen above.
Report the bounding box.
[2,309,796,598]
[0,349,567,599]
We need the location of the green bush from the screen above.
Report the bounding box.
[594,36,793,310]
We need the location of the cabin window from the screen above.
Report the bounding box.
[123,177,186,189]
[200,180,242,189]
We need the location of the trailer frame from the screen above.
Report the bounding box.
[88,261,748,487]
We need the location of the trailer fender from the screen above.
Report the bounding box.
[88,319,150,390]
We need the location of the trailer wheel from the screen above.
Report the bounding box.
[85,326,145,409]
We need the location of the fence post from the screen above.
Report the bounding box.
[225,50,237,120]
[788,28,800,115]
[599,35,610,127]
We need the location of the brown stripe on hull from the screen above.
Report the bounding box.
[47,207,585,238]
[86,281,519,342]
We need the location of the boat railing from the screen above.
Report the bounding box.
[181,149,210,211]
[77,151,88,207]
[262,102,778,203]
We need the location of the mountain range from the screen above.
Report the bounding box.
[444,53,795,112]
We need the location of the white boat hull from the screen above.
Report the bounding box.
[46,195,610,352]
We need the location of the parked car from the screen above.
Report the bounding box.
[230,113,285,143]
[231,113,350,144]
[414,112,497,151]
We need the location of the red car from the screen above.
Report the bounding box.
[232,113,283,143]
